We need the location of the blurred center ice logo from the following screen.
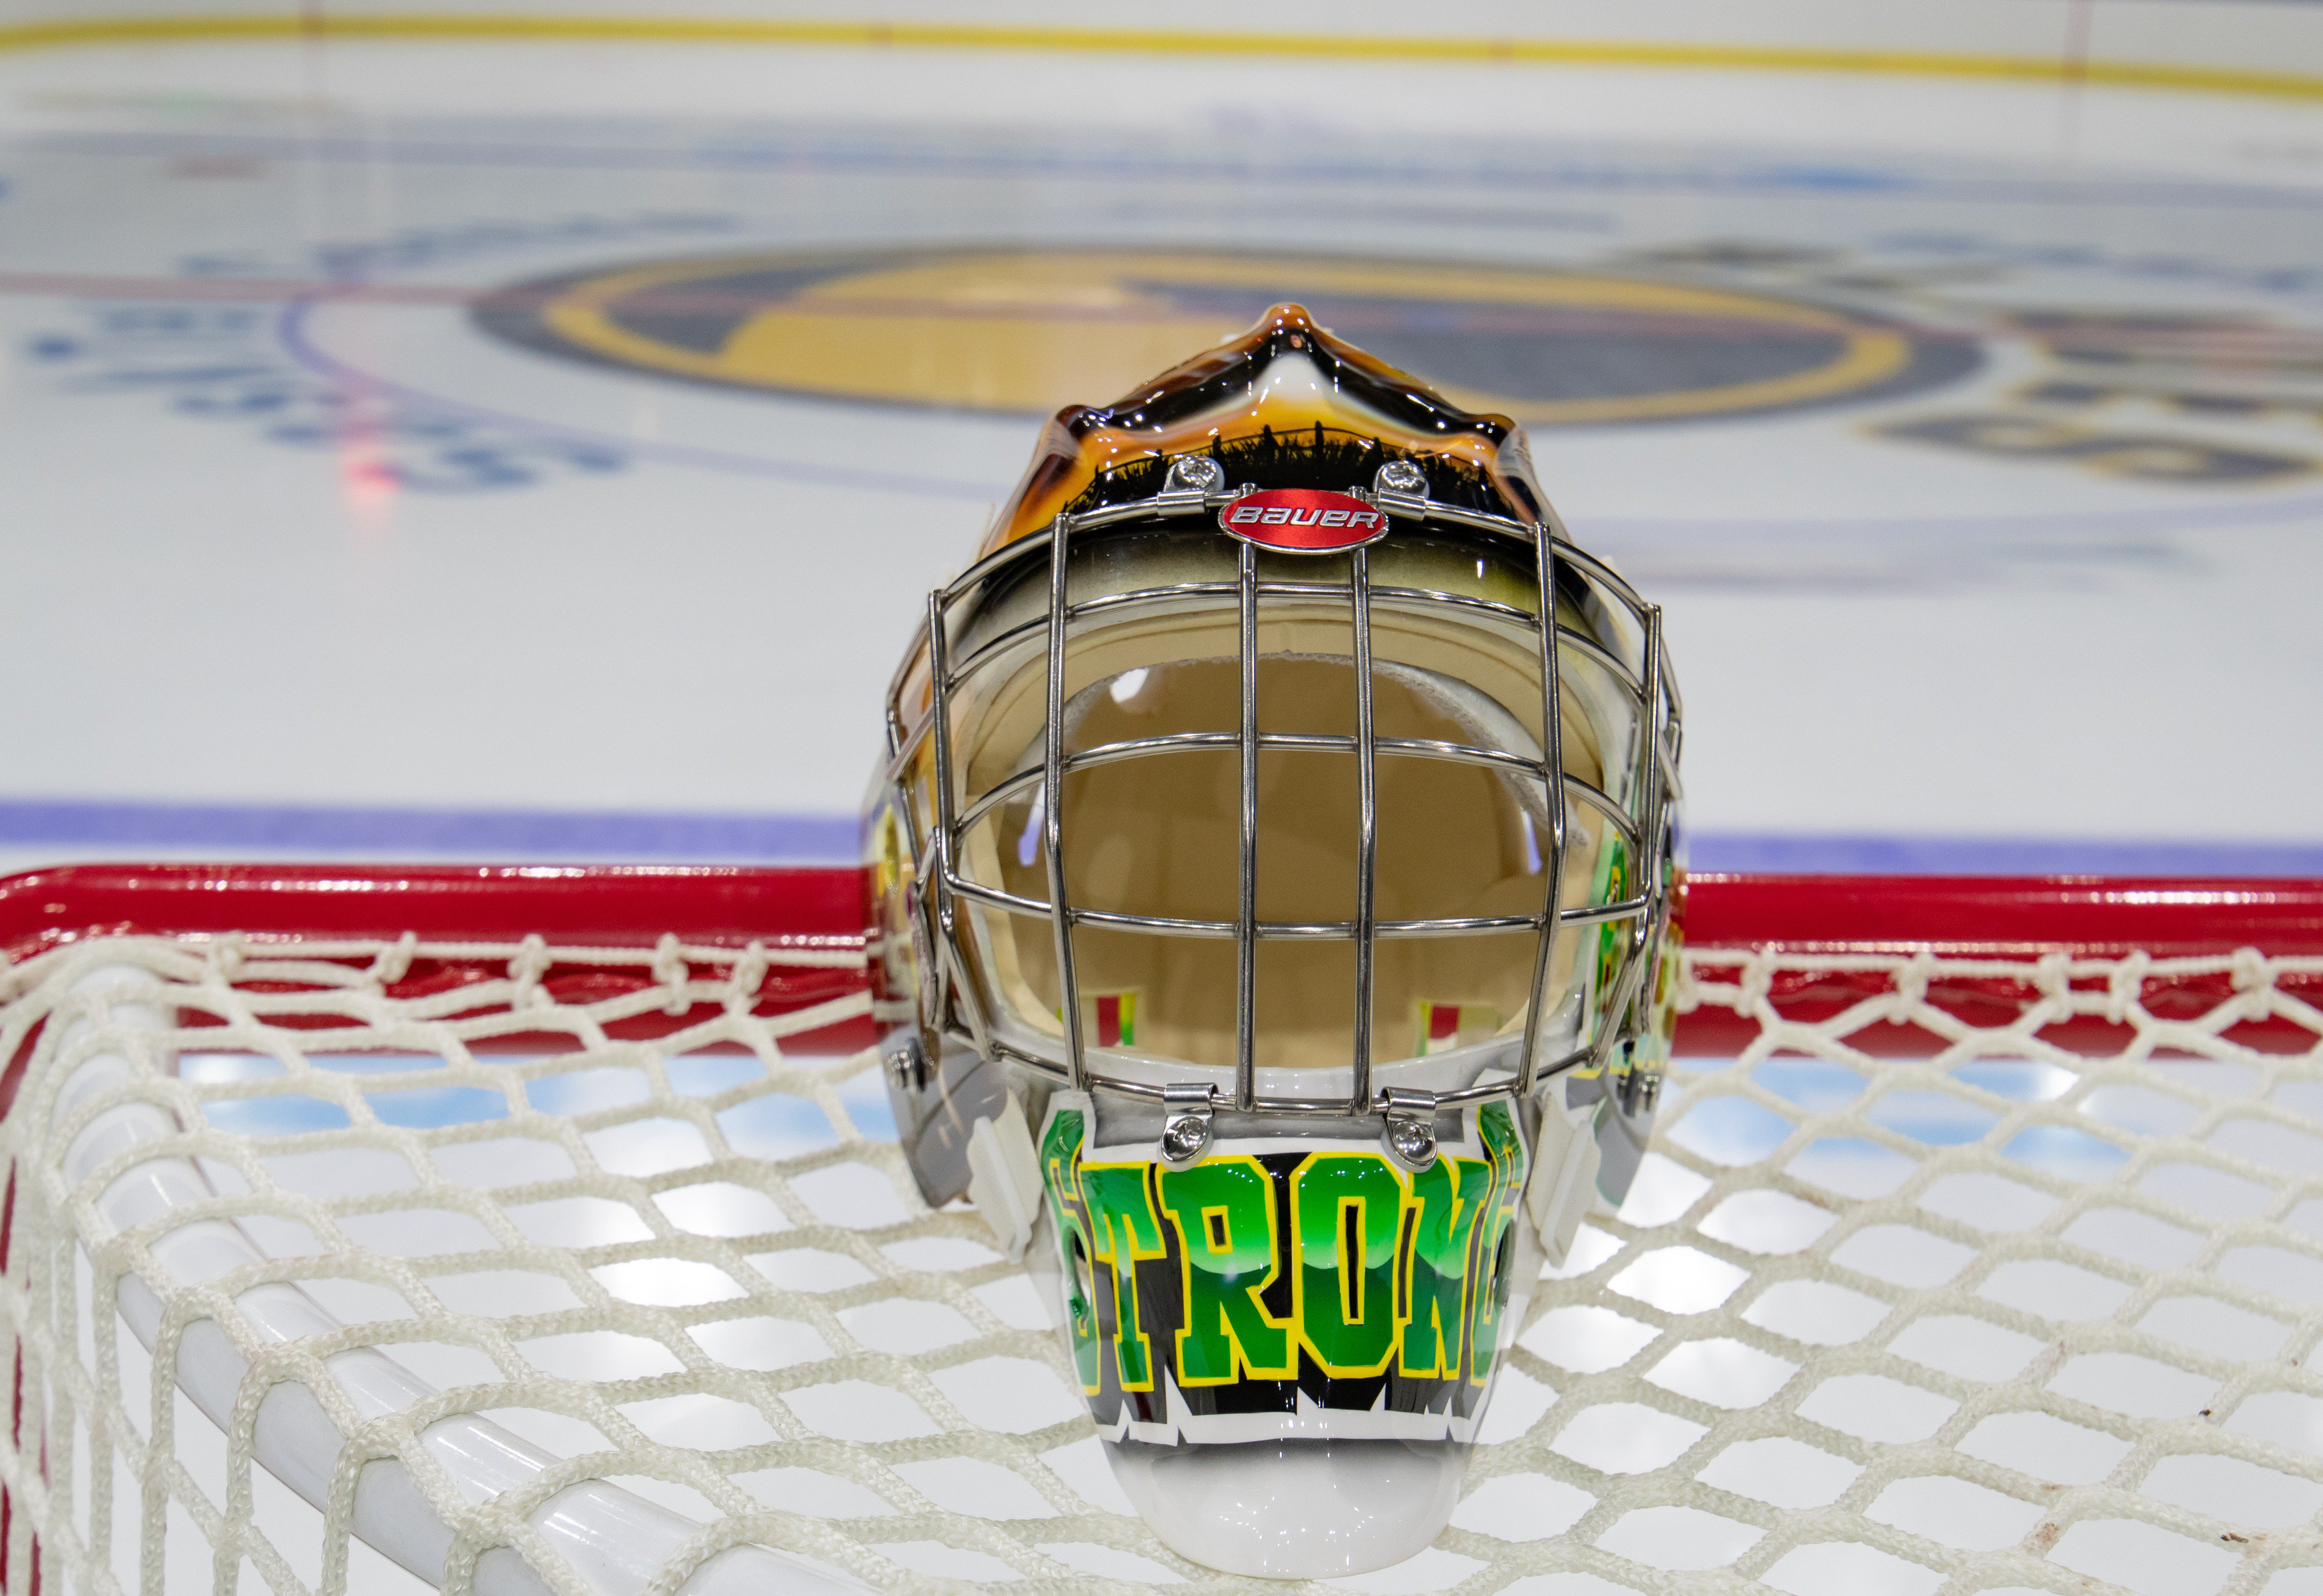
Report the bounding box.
[475,245,1976,424]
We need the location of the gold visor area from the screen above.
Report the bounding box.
[893,475,1680,1116]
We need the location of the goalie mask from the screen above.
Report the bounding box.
[864,305,1683,1579]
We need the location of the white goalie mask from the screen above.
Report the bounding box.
[864,305,1683,1578]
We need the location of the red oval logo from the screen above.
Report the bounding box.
[1218,488,1387,554]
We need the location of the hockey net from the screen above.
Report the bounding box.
[2,866,2321,1595]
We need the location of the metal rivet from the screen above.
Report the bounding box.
[1165,456,1224,495]
[884,1036,927,1094]
[1374,459,1426,496]
[1160,1114,1211,1164]
[1619,1068,1662,1117]
[1384,1116,1435,1169]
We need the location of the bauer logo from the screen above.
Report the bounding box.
[1221,488,1387,553]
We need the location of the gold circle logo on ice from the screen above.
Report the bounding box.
[475,247,1975,424]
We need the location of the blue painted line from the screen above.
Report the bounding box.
[4,800,2320,879]
[0,799,857,862]
[1691,831,2323,877]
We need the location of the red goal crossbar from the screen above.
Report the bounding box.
[3,863,2320,1057]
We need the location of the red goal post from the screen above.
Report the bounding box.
[4,862,2319,1062]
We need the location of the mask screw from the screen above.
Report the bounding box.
[1374,459,1427,498]
[1164,455,1225,497]
[1159,1082,1215,1167]
[1619,1066,1663,1117]
[883,1034,928,1095]
[1380,1088,1439,1171]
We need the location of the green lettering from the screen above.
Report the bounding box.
[1398,1155,1489,1378]
[1293,1153,1408,1377]
[1157,1158,1294,1384]
[1082,1163,1167,1391]
[1038,1110,1102,1392]
[1467,1101,1527,1384]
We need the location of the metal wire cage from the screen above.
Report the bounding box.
[879,455,1684,1131]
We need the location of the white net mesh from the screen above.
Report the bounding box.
[3,928,2322,1595]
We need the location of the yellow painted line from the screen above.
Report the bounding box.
[0,11,2319,103]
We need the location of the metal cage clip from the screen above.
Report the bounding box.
[1380,1087,1440,1172]
[1159,1082,1217,1167]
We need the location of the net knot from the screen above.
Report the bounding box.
[508,934,553,1008]
[726,942,770,1014]
[2030,949,2074,1023]
[2105,949,2151,1026]
[1734,948,1780,1019]
[368,930,418,990]
[2231,945,2276,1023]
[202,932,248,986]
[653,933,692,1016]
[1893,949,1938,1017]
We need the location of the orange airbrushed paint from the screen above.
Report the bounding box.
[978,302,1549,556]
